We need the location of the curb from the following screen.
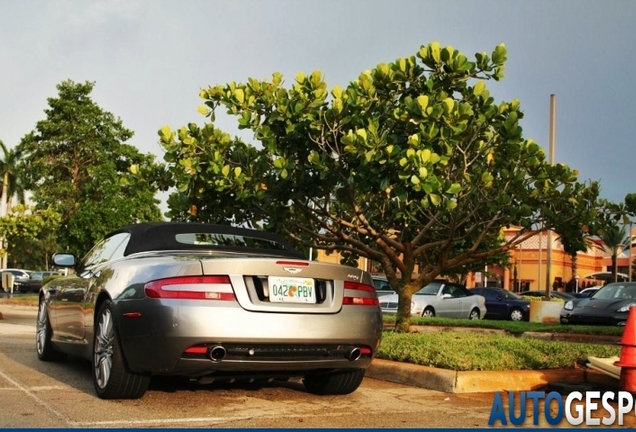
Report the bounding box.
[521,331,620,345]
[366,359,619,393]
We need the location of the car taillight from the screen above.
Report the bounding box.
[343,281,379,306]
[144,275,236,300]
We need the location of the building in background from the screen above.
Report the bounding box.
[475,227,631,292]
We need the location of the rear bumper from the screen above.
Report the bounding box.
[115,299,382,376]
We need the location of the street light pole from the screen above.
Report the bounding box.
[630,221,633,282]
[518,243,523,291]
[545,94,556,298]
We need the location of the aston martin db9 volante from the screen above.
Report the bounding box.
[36,222,382,399]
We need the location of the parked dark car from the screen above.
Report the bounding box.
[3,268,32,293]
[36,222,382,399]
[573,287,601,299]
[17,271,64,293]
[561,282,636,326]
[519,290,576,301]
[469,287,530,321]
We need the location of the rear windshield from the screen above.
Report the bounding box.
[175,233,289,251]
[415,282,443,295]
[594,283,636,300]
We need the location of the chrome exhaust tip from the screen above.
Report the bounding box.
[209,345,227,362]
[347,347,361,361]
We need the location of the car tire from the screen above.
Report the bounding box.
[422,307,435,318]
[469,308,480,320]
[36,298,67,361]
[303,369,365,395]
[93,300,150,399]
[508,308,524,322]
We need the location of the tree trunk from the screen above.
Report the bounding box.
[571,253,578,292]
[394,288,413,332]
[0,172,8,269]
[613,255,618,282]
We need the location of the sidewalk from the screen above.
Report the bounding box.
[0,302,38,335]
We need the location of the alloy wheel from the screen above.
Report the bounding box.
[35,302,48,355]
[94,308,115,389]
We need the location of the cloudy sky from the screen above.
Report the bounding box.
[1,0,634,208]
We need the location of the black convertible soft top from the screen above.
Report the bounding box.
[107,222,304,259]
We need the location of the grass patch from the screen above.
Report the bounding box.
[0,294,39,306]
[377,330,620,371]
[382,314,624,336]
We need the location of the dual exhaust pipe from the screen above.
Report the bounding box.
[347,347,362,361]
[209,345,227,362]
[207,345,362,362]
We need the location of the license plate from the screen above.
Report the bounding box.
[268,276,316,303]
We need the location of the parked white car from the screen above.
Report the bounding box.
[380,280,487,320]
[372,275,396,297]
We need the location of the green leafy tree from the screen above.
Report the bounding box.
[0,204,61,269]
[625,193,636,215]
[555,187,603,292]
[594,197,636,283]
[559,233,589,292]
[597,223,627,283]
[16,80,163,256]
[152,42,600,331]
[626,193,636,280]
[0,139,27,268]
[0,140,26,214]
[439,235,510,285]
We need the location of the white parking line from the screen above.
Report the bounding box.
[70,416,253,427]
[0,369,73,426]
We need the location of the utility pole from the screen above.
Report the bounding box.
[545,94,556,299]
[630,221,633,282]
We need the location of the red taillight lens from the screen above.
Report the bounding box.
[144,275,236,300]
[343,281,379,306]
[184,345,208,355]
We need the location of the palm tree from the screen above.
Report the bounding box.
[0,140,26,268]
[559,234,591,292]
[597,224,628,283]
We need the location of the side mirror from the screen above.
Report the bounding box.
[495,295,502,301]
[52,253,76,268]
[441,293,452,299]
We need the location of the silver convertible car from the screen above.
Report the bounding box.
[36,222,383,399]
[379,280,487,320]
